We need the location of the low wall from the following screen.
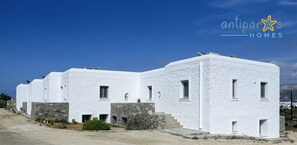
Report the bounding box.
[111,103,155,128]
[31,102,69,121]
[126,114,166,130]
[6,100,16,111]
[280,116,285,135]
[22,102,27,113]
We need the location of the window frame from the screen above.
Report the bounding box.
[232,79,238,99]
[99,86,109,99]
[180,80,190,99]
[99,114,108,122]
[260,82,268,99]
[147,86,152,100]
[232,121,238,134]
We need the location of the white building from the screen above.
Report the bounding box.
[16,53,280,138]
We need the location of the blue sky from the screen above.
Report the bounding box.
[0,0,297,97]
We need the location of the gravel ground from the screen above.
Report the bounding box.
[0,109,296,145]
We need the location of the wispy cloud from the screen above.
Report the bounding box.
[271,61,297,83]
[210,0,270,8]
[282,20,297,27]
[277,0,297,6]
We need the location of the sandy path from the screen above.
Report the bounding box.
[0,109,295,145]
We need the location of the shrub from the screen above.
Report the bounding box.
[83,118,110,131]
[50,120,55,125]
[72,119,77,124]
[57,123,67,129]
[59,119,69,125]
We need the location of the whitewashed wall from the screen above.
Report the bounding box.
[140,59,202,130]
[16,84,28,111]
[43,72,63,102]
[15,54,279,138]
[63,69,139,123]
[208,56,279,138]
[27,79,43,115]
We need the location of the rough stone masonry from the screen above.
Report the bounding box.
[31,102,69,121]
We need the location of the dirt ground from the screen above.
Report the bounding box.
[0,109,296,145]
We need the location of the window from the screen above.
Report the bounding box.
[260,82,267,99]
[111,116,117,123]
[99,114,108,122]
[82,115,92,123]
[181,80,189,98]
[122,117,128,125]
[148,86,152,100]
[232,79,238,99]
[259,119,267,137]
[232,121,238,133]
[100,86,109,99]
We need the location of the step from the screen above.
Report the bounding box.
[156,112,183,129]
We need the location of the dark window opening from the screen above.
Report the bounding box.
[181,80,189,98]
[148,86,152,100]
[82,115,92,123]
[260,82,267,99]
[100,114,108,122]
[232,79,238,99]
[100,86,109,99]
[111,116,117,123]
[122,117,128,125]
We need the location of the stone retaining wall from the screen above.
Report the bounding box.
[280,116,285,135]
[31,102,69,121]
[6,100,16,111]
[111,103,155,128]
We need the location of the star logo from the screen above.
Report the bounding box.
[261,15,277,32]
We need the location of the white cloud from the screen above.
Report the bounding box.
[282,20,297,27]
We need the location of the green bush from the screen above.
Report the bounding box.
[50,120,55,125]
[0,100,7,108]
[83,118,110,131]
[72,119,77,124]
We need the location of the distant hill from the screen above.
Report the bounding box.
[280,84,297,102]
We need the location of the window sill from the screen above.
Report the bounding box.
[146,99,153,102]
[259,98,269,102]
[99,98,110,101]
[231,99,239,101]
[179,98,190,102]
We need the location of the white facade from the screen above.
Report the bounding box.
[16,84,28,111]
[43,72,63,102]
[27,79,43,115]
[16,53,280,138]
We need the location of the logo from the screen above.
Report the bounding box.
[220,15,282,39]
[261,15,277,32]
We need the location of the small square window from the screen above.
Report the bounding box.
[181,80,189,98]
[99,114,108,122]
[260,82,267,99]
[82,115,92,123]
[111,116,117,123]
[100,86,109,99]
[122,117,128,125]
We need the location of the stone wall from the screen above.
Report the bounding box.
[111,103,155,128]
[6,100,16,111]
[126,114,166,130]
[31,102,69,121]
[280,116,285,135]
[22,102,27,113]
